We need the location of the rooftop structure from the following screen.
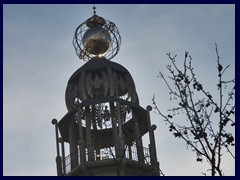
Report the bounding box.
[52,6,160,176]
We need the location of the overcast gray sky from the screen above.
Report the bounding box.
[3,4,235,176]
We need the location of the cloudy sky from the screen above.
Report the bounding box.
[3,4,235,176]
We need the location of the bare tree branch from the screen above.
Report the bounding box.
[153,44,235,176]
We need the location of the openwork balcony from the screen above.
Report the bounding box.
[54,98,159,176]
[63,142,151,175]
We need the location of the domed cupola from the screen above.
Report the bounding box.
[65,57,139,111]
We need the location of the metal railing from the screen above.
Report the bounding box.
[62,143,151,175]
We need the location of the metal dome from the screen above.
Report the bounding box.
[65,57,139,111]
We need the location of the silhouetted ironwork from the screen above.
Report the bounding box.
[73,13,121,61]
[63,142,151,175]
[52,6,160,176]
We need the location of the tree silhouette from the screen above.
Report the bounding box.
[152,44,235,176]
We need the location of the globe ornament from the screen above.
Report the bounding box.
[73,14,121,61]
[82,27,111,55]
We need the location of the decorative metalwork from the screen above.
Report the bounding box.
[65,60,139,111]
[73,13,121,61]
[77,102,132,130]
[53,5,160,176]
[62,143,151,175]
[85,71,109,98]
[95,104,111,129]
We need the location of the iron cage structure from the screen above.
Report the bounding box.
[52,9,160,176]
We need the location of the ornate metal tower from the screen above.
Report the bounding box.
[52,6,160,176]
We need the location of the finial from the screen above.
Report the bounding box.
[73,6,121,61]
[93,4,96,15]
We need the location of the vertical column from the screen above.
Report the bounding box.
[59,138,66,175]
[132,112,144,163]
[85,106,94,162]
[52,119,62,176]
[91,105,100,160]
[76,102,86,166]
[146,105,160,176]
[110,102,119,158]
[69,116,78,170]
[116,101,125,158]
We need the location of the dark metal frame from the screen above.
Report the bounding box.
[73,19,121,61]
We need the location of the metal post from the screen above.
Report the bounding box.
[69,116,78,170]
[116,101,125,158]
[110,102,120,158]
[132,112,144,163]
[76,102,86,165]
[146,105,160,176]
[85,106,94,162]
[59,138,66,175]
[91,105,100,160]
[52,119,62,176]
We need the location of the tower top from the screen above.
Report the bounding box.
[53,5,160,176]
[73,6,121,61]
